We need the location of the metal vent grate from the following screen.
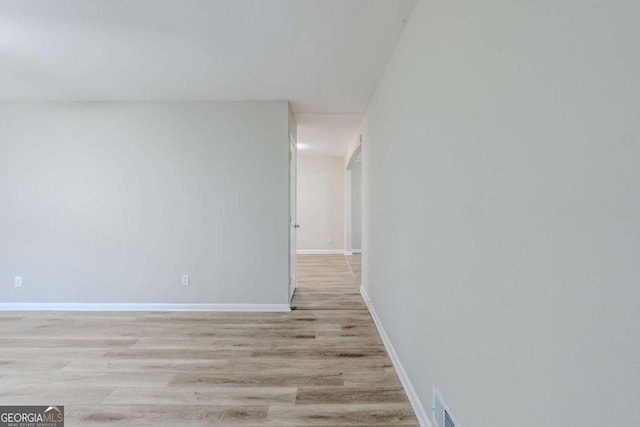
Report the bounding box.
[445,410,455,427]
[432,385,460,427]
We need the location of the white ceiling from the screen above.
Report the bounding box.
[296,114,362,157]
[0,0,416,155]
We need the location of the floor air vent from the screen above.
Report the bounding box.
[433,384,460,427]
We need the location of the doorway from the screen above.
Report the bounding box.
[289,135,298,303]
[345,143,362,287]
[349,155,362,254]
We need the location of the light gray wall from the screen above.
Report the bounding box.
[0,102,290,304]
[362,0,640,426]
[350,161,362,250]
[296,156,345,251]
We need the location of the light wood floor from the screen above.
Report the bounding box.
[292,255,363,311]
[0,254,417,426]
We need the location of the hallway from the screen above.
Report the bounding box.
[291,254,363,310]
[287,253,416,424]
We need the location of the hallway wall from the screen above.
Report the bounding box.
[362,0,640,426]
[296,156,345,253]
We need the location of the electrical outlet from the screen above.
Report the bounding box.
[328,237,333,244]
[181,274,190,287]
[14,276,22,287]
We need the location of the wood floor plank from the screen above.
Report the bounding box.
[0,387,115,406]
[266,402,417,426]
[169,372,345,387]
[296,387,408,404]
[102,386,297,406]
[69,404,270,426]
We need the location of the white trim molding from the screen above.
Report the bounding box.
[0,303,291,312]
[359,286,433,427]
[297,249,346,255]
[351,249,362,254]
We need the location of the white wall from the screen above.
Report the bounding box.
[296,156,345,252]
[351,161,362,251]
[0,102,291,305]
[362,0,640,426]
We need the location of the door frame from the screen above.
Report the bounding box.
[289,135,298,303]
[345,142,362,255]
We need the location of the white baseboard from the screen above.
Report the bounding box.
[359,286,433,427]
[345,250,353,255]
[297,249,346,255]
[352,249,362,254]
[0,303,291,312]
